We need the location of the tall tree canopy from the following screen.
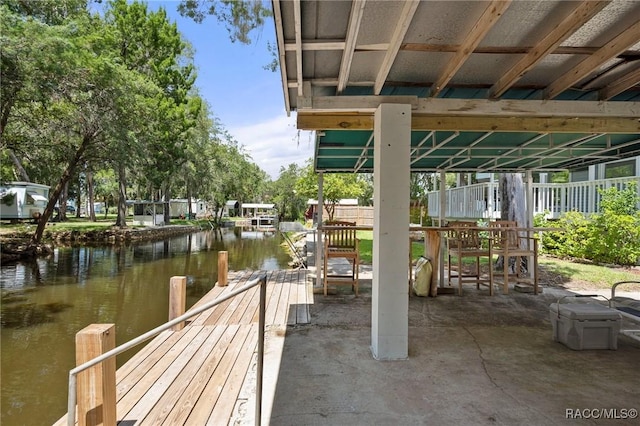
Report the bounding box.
[177,0,271,44]
[1,0,280,245]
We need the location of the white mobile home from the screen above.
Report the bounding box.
[0,182,50,220]
[169,199,206,219]
[132,201,167,226]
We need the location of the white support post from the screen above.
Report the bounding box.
[315,172,324,287]
[439,170,446,287]
[371,103,410,360]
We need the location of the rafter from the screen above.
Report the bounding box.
[489,1,610,99]
[544,19,640,99]
[516,134,638,169]
[337,1,366,94]
[272,0,291,114]
[599,66,640,100]
[284,40,345,51]
[293,0,303,97]
[373,1,420,95]
[430,0,512,97]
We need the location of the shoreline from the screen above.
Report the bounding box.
[0,224,202,263]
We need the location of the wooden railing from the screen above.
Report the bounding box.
[426,177,640,220]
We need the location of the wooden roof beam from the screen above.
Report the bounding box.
[293,0,303,97]
[373,1,420,95]
[489,1,610,99]
[544,19,640,99]
[272,0,291,114]
[297,113,640,133]
[599,66,640,100]
[284,40,345,51]
[430,0,512,97]
[300,96,640,117]
[337,0,366,94]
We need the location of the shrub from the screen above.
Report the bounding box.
[538,183,640,266]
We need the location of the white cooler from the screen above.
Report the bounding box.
[549,301,621,350]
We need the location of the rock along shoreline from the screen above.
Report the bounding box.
[0,225,201,263]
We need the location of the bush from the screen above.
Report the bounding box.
[537,183,640,266]
[589,211,640,265]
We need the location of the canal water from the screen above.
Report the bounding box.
[0,228,291,426]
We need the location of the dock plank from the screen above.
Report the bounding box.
[287,270,299,326]
[115,328,198,402]
[156,325,240,426]
[119,326,214,423]
[55,269,310,426]
[296,270,310,324]
[184,324,254,424]
[205,324,258,425]
[274,271,292,326]
[116,327,203,417]
[115,330,173,382]
[264,270,285,325]
[137,324,231,425]
[228,273,262,325]
[195,282,241,326]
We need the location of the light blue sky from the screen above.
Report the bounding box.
[146,1,314,178]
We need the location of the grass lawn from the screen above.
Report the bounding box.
[357,230,639,290]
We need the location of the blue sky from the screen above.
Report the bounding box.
[145,1,314,179]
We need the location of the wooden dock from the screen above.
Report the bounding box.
[55,269,312,425]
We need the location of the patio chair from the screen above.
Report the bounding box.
[446,221,493,295]
[323,220,359,296]
[488,221,538,295]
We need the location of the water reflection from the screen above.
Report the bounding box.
[0,228,291,426]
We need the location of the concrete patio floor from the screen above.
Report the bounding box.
[265,236,639,425]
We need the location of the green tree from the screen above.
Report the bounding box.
[272,163,306,221]
[105,0,199,226]
[0,5,155,242]
[295,160,364,222]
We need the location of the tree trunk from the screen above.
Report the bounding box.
[495,173,528,272]
[87,170,96,222]
[59,181,69,221]
[31,132,95,243]
[325,202,335,222]
[114,164,128,228]
[163,182,171,225]
[75,174,82,218]
[8,150,30,182]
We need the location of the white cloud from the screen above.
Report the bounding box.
[228,113,314,180]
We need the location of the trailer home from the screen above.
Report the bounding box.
[0,182,50,220]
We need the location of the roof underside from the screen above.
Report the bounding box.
[273,0,640,173]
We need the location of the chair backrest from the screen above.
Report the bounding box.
[488,220,519,250]
[447,221,481,249]
[324,221,357,249]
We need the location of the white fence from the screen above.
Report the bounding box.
[427,177,640,220]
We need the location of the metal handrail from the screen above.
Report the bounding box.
[67,274,268,426]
